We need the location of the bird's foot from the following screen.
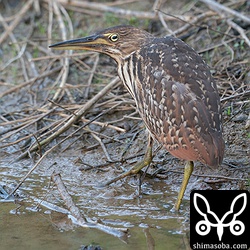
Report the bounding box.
[174,160,194,211]
[98,136,153,187]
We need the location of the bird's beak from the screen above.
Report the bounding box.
[49,34,107,51]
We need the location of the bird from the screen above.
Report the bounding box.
[49,25,225,210]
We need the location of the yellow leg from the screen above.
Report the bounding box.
[100,136,153,187]
[174,161,194,211]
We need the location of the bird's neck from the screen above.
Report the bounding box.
[117,57,136,100]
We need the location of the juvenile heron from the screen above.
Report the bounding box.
[49,25,224,210]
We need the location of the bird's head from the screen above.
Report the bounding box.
[49,25,153,61]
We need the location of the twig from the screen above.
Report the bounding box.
[33,198,70,214]
[0,41,27,71]
[52,172,128,239]
[221,89,250,102]
[84,54,99,99]
[86,126,113,162]
[52,172,87,223]
[60,102,125,153]
[34,0,41,15]
[43,0,192,21]
[158,12,175,36]
[48,100,126,132]
[0,109,56,143]
[144,228,155,250]
[8,109,106,194]
[197,37,237,54]
[199,0,250,24]
[0,13,29,81]
[50,0,73,103]
[0,0,34,44]
[158,10,236,39]
[83,118,126,133]
[16,77,120,159]
[0,114,42,126]
[0,66,62,99]
[227,19,250,48]
[8,141,57,196]
[171,11,215,36]
[25,51,39,77]
[28,52,93,61]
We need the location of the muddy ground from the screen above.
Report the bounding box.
[0,0,249,249]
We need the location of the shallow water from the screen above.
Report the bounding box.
[0,202,188,250]
[0,154,190,250]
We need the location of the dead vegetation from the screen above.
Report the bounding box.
[0,0,249,238]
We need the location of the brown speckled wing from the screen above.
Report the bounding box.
[133,36,224,167]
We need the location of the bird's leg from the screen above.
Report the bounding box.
[174,161,194,211]
[100,136,153,187]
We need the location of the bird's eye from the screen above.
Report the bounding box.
[109,34,119,42]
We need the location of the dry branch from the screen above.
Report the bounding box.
[52,172,128,238]
[43,0,192,21]
[0,13,29,80]
[52,172,87,224]
[0,66,62,99]
[227,19,250,48]
[200,0,250,23]
[84,54,99,99]
[171,11,215,36]
[0,109,55,143]
[199,0,250,49]
[50,1,73,103]
[0,0,34,44]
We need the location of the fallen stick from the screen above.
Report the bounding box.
[200,0,250,24]
[52,172,128,239]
